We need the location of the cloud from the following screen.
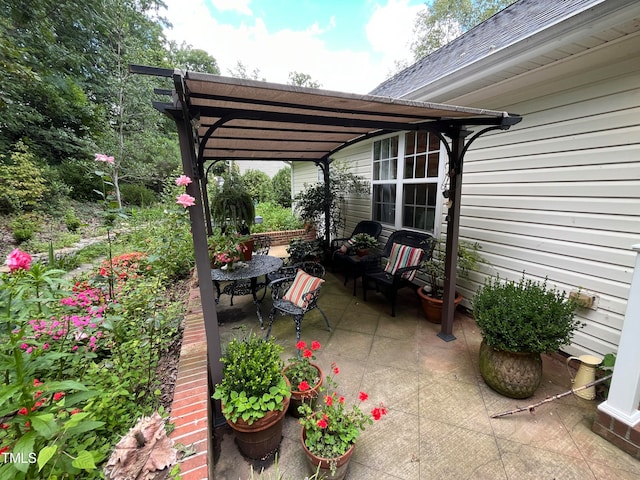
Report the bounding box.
[161,0,420,94]
[210,0,252,15]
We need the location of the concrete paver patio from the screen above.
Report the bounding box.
[212,269,640,480]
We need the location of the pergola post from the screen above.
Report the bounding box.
[597,243,640,426]
[439,126,470,341]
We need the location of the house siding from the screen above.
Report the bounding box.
[445,31,640,357]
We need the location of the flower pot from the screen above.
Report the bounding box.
[225,394,290,459]
[478,339,542,399]
[283,363,323,418]
[417,287,463,324]
[355,248,369,257]
[241,239,254,261]
[301,426,355,480]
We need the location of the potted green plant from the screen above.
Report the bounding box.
[472,274,582,399]
[350,233,378,257]
[282,340,324,418]
[416,238,484,323]
[212,332,291,459]
[210,181,255,235]
[298,361,387,479]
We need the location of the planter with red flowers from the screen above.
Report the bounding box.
[282,340,324,418]
[297,362,387,480]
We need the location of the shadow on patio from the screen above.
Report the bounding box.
[212,270,640,480]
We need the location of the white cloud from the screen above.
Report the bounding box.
[210,0,252,15]
[161,0,420,94]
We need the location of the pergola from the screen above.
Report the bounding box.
[132,65,522,424]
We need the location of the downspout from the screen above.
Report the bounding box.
[319,159,331,248]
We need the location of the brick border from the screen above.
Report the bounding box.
[592,410,640,459]
[169,283,212,480]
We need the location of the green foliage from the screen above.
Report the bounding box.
[351,233,378,250]
[119,183,157,207]
[210,180,255,234]
[411,0,516,60]
[286,238,325,264]
[294,162,369,238]
[212,332,290,424]
[242,169,274,203]
[473,274,583,353]
[10,213,41,244]
[0,142,49,214]
[287,71,321,88]
[271,166,292,208]
[421,238,483,299]
[64,208,83,232]
[252,202,303,233]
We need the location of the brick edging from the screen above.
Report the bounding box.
[169,281,212,480]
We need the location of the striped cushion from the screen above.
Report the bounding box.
[338,238,355,254]
[283,269,325,308]
[383,243,424,281]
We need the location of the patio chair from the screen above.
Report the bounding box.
[265,264,331,342]
[221,234,273,305]
[362,230,435,317]
[331,220,382,295]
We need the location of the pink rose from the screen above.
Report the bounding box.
[6,248,32,272]
[176,193,196,208]
[175,175,192,186]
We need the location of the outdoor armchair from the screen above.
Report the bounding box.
[362,229,434,316]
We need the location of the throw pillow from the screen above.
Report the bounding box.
[338,237,355,254]
[283,269,325,308]
[383,243,424,281]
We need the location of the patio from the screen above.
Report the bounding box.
[211,268,640,479]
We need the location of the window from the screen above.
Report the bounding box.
[372,132,443,233]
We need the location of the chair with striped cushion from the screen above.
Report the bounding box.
[362,230,435,316]
[266,265,331,342]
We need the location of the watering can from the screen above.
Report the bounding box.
[566,354,602,400]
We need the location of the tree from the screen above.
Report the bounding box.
[170,42,220,74]
[410,0,515,60]
[227,61,265,81]
[272,166,292,207]
[241,169,273,203]
[287,71,321,89]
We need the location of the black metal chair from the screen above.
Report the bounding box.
[331,220,383,295]
[362,230,435,316]
[262,261,325,300]
[221,234,273,305]
[265,263,331,342]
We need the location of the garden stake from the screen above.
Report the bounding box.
[490,374,612,418]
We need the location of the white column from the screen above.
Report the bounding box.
[598,244,640,426]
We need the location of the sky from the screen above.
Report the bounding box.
[161,0,425,94]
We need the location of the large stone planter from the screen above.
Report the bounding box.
[478,339,542,399]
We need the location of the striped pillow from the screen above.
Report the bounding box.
[383,243,424,281]
[283,269,325,308]
[338,237,355,254]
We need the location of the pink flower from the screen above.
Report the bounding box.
[316,418,328,429]
[311,340,321,350]
[176,193,196,208]
[295,340,307,350]
[95,153,114,164]
[303,349,313,359]
[175,175,192,186]
[53,392,65,402]
[6,248,32,272]
[359,391,369,402]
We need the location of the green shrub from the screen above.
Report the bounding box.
[473,274,583,353]
[0,141,49,213]
[64,208,83,232]
[252,201,303,233]
[120,183,158,207]
[10,212,41,243]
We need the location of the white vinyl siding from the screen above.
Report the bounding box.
[444,33,640,358]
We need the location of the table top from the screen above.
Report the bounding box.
[210,255,283,282]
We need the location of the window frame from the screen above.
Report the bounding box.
[371,132,446,236]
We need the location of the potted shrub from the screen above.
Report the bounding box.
[210,181,255,235]
[212,332,291,459]
[298,361,387,479]
[417,238,483,323]
[472,274,583,399]
[282,340,324,418]
[350,233,378,257]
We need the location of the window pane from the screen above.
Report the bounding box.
[428,133,440,151]
[427,153,439,177]
[405,132,415,155]
[374,141,381,160]
[415,154,426,178]
[390,158,397,180]
[427,184,437,206]
[417,132,427,153]
[404,157,414,179]
[416,184,427,205]
[390,136,398,157]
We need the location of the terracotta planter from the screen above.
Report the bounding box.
[417,287,463,324]
[301,427,355,480]
[355,248,369,257]
[225,393,290,459]
[478,339,542,399]
[283,363,324,418]
[241,239,254,261]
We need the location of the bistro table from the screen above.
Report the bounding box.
[211,255,283,327]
